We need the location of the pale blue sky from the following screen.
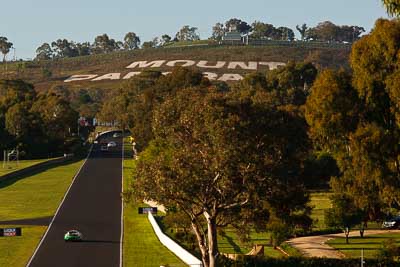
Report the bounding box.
[1,0,388,59]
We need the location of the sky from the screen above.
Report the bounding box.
[1,0,389,60]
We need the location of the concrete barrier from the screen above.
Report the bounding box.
[147,212,203,267]
[0,156,73,182]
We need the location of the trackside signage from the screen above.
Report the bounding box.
[0,227,22,237]
[138,207,157,214]
[64,60,286,83]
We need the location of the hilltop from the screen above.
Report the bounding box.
[0,44,351,91]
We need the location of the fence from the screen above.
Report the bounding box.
[147,212,203,267]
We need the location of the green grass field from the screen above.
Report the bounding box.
[218,228,284,258]
[327,233,400,258]
[309,191,333,230]
[0,159,84,267]
[0,158,56,177]
[122,140,186,267]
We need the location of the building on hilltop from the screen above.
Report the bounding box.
[222,25,247,45]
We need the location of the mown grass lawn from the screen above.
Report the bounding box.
[0,158,56,177]
[327,233,400,258]
[218,228,284,258]
[122,140,186,267]
[0,159,84,267]
[309,191,333,230]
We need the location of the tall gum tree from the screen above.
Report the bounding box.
[306,19,400,220]
[134,83,311,266]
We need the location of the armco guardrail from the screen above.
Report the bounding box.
[0,156,73,182]
[147,212,203,267]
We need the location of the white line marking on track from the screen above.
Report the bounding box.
[120,139,124,267]
[25,146,93,267]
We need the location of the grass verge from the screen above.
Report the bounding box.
[0,158,84,267]
[218,228,284,258]
[122,139,186,267]
[0,158,56,177]
[327,233,400,258]
[309,191,333,230]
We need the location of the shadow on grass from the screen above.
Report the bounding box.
[0,216,52,226]
[0,157,83,189]
[220,233,242,253]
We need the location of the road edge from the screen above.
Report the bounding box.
[25,146,93,267]
[120,139,124,267]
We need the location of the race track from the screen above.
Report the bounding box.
[27,134,122,267]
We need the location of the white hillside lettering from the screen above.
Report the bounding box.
[196,61,226,69]
[227,61,258,70]
[92,73,121,81]
[166,60,196,67]
[259,61,286,70]
[126,60,166,68]
[64,74,98,83]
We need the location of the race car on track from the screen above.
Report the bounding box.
[64,230,83,241]
[107,141,117,148]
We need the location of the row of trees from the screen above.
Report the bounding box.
[211,18,365,42]
[35,32,141,60]
[33,19,364,60]
[35,26,201,59]
[305,17,400,236]
[99,61,324,266]
[0,80,80,158]
[99,15,399,267]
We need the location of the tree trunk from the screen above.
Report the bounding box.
[191,220,209,267]
[205,212,218,267]
[345,233,349,244]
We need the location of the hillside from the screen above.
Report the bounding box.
[0,44,351,92]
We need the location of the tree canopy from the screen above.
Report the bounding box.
[0,37,13,62]
[382,0,400,16]
[122,64,314,267]
[306,18,400,221]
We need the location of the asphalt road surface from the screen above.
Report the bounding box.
[27,133,122,267]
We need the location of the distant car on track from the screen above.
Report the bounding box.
[382,216,400,229]
[107,141,117,148]
[64,230,83,242]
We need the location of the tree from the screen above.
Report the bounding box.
[35,43,53,60]
[306,21,339,42]
[382,0,400,16]
[267,61,318,94]
[161,34,172,45]
[93,34,119,54]
[306,19,400,222]
[225,18,252,34]
[276,27,295,41]
[250,21,276,39]
[123,32,140,50]
[133,70,311,267]
[74,42,91,56]
[305,21,364,42]
[5,103,31,138]
[175,25,200,41]
[211,23,225,41]
[32,92,78,141]
[51,39,78,58]
[325,194,364,243]
[296,24,308,40]
[0,36,13,62]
